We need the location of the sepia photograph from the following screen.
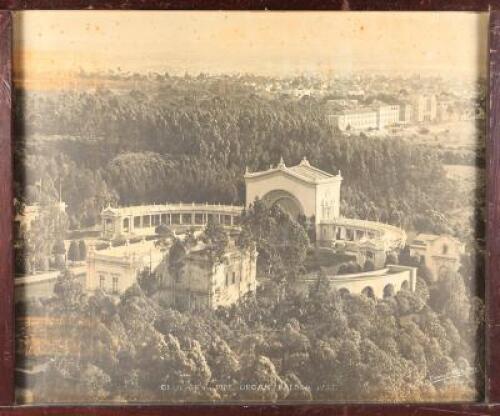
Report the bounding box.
[12,11,487,404]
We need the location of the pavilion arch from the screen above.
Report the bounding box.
[361,286,375,299]
[383,284,395,299]
[262,189,305,220]
[401,280,410,291]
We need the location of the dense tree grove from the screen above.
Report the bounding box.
[19,259,482,403]
[14,74,477,237]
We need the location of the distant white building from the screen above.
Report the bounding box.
[329,103,402,131]
[329,107,379,131]
[411,94,437,122]
[409,234,465,279]
[377,104,401,129]
[399,103,413,124]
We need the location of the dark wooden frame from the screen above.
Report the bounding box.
[0,2,499,415]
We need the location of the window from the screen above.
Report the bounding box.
[99,274,105,289]
[161,214,168,224]
[225,273,229,287]
[232,272,236,284]
[134,216,141,228]
[143,215,151,227]
[112,276,119,293]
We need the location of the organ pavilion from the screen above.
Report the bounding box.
[244,156,343,239]
[244,157,406,255]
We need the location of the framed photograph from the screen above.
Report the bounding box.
[1,2,500,415]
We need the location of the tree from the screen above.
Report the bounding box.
[169,239,187,283]
[418,263,435,285]
[167,238,187,309]
[156,223,174,239]
[237,355,290,402]
[80,363,112,401]
[200,217,229,264]
[184,227,198,251]
[155,224,175,250]
[240,200,309,297]
[431,270,471,330]
[385,252,399,265]
[138,268,161,297]
[79,240,87,261]
[363,259,375,272]
[67,240,81,262]
[53,269,85,313]
[52,239,66,268]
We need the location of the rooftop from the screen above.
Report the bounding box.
[102,202,244,216]
[410,233,462,247]
[244,157,341,184]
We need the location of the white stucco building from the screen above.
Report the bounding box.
[159,243,258,311]
[101,203,243,241]
[409,233,465,279]
[86,240,164,294]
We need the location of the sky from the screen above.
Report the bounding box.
[13,11,488,82]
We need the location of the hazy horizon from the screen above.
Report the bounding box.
[13,11,488,87]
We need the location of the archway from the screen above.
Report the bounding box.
[361,286,375,299]
[383,284,395,299]
[262,189,305,220]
